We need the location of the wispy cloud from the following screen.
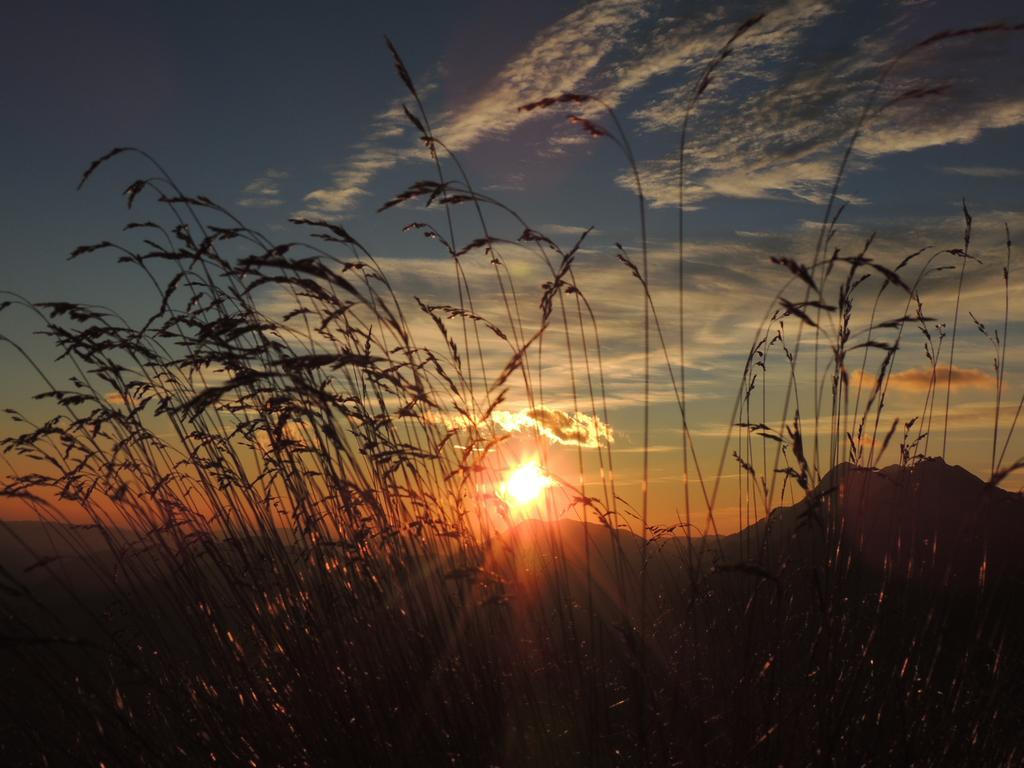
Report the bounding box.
[238,169,287,208]
[300,1,1023,216]
[302,146,406,215]
[299,100,417,216]
[858,99,1024,158]
[625,4,1024,206]
[426,0,649,151]
[942,165,1023,178]
[301,0,651,216]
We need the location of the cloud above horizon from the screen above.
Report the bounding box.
[299,0,1024,216]
[426,405,614,449]
[888,365,997,393]
[942,165,1024,179]
[238,169,288,208]
[301,0,651,216]
[493,406,614,448]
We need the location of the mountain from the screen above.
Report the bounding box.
[731,458,1024,589]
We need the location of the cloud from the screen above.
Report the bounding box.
[425,406,613,449]
[858,365,997,395]
[942,165,1023,179]
[301,0,650,216]
[492,406,614,448]
[426,0,649,151]
[858,99,1024,158]
[612,0,870,205]
[622,5,1024,207]
[301,146,406,214]
[299,0,1024,216]
[238,169,287,208]
[887,365,996,393]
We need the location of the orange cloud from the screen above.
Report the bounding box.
[104,391,125,406]
[879,365,996,394]
[851,364,995,393]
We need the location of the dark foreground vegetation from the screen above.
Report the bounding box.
[3,19,1024,767]
[3,461,1023,765]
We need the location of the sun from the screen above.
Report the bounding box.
[499,459,553,513]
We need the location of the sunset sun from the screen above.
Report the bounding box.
[499,459,553,513]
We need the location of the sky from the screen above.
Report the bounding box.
[2,0,1024,529]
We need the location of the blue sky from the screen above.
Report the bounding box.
[3,0,1024,525]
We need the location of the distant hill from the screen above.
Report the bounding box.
[0,520,119,569]
[731,458,1024,589]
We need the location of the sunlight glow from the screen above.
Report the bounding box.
[499,459,553,513]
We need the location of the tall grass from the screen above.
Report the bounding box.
[2,18,1023,767]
